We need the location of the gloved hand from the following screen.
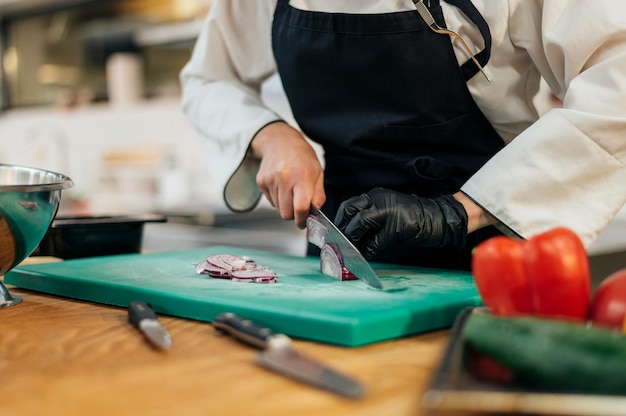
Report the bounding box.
[335,187,468,259]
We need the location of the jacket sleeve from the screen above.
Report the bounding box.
[462,0,626,247]
[180,0,280,212]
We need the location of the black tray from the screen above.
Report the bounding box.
[34,214,167,259]
[421,307,626,416]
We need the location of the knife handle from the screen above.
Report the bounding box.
[128,300,158,327]
[213,312,292,349]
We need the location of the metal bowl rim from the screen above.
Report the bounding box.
[0,163,74,192]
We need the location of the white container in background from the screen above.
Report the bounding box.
[156,153,191,212]
[106,53,144,107]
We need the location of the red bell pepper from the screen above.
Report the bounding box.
[471,227,591,321]
[589,268,626,329]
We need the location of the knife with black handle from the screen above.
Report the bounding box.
[128,300,172,350]
[213,312,365,399]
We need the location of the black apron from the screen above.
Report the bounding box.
[272,0,504,270]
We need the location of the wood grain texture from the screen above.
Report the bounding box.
[0,217,16,273]
[0,284,457,416]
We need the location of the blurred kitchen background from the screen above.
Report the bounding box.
[0,0,216,216]
[0,0,624,276]
[0,0,309,257]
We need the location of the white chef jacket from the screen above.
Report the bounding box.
[180,0,626,247]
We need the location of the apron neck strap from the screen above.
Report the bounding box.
[444,0,492,80]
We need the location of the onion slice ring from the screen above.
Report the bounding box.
[307,213,358,281]
[320,243,358,281]
[306,215,327,248]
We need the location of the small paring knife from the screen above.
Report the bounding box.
[128,300,172,350]
[213,312,365,399]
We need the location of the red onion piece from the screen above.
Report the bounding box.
[196,261,230,277]
[195,260,210,274]
[195,254,278,283]
[307,213,358,282]
[320,243,358,281]
[253,276,277,283]
[231,268,277,279]
[206,254,248,271]
[306,215,327,248]
[205,269,232,279]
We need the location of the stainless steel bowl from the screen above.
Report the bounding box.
[0,164,73,306]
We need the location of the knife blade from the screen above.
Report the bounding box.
[310,206,384,290]
[128,300,172,350]
[213,312,365,399]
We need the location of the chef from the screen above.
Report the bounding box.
[180,0,626,270]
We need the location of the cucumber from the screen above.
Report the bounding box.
[463,311,626,394]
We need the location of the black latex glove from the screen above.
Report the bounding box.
[335,187,468,259]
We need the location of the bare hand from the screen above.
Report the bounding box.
[251,122,325,228]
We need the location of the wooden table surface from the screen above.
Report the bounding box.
[0,281,465,416]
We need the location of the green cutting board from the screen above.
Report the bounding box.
[5,246,482,346]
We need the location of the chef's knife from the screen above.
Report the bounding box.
[213,312,365,399]
[128,300,172,350]
[310,206,384,290]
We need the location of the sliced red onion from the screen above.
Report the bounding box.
[206,254,248,271]
[232,276,277,284]
[320,243,358,281]
[253,276,277,283]
[205,268,232,279]
[306,215,327,248]
[195,260,210,274]
[231,268,277,280]
[196,254,278,284]
[307,213,359,282]
[195,261,230,277]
